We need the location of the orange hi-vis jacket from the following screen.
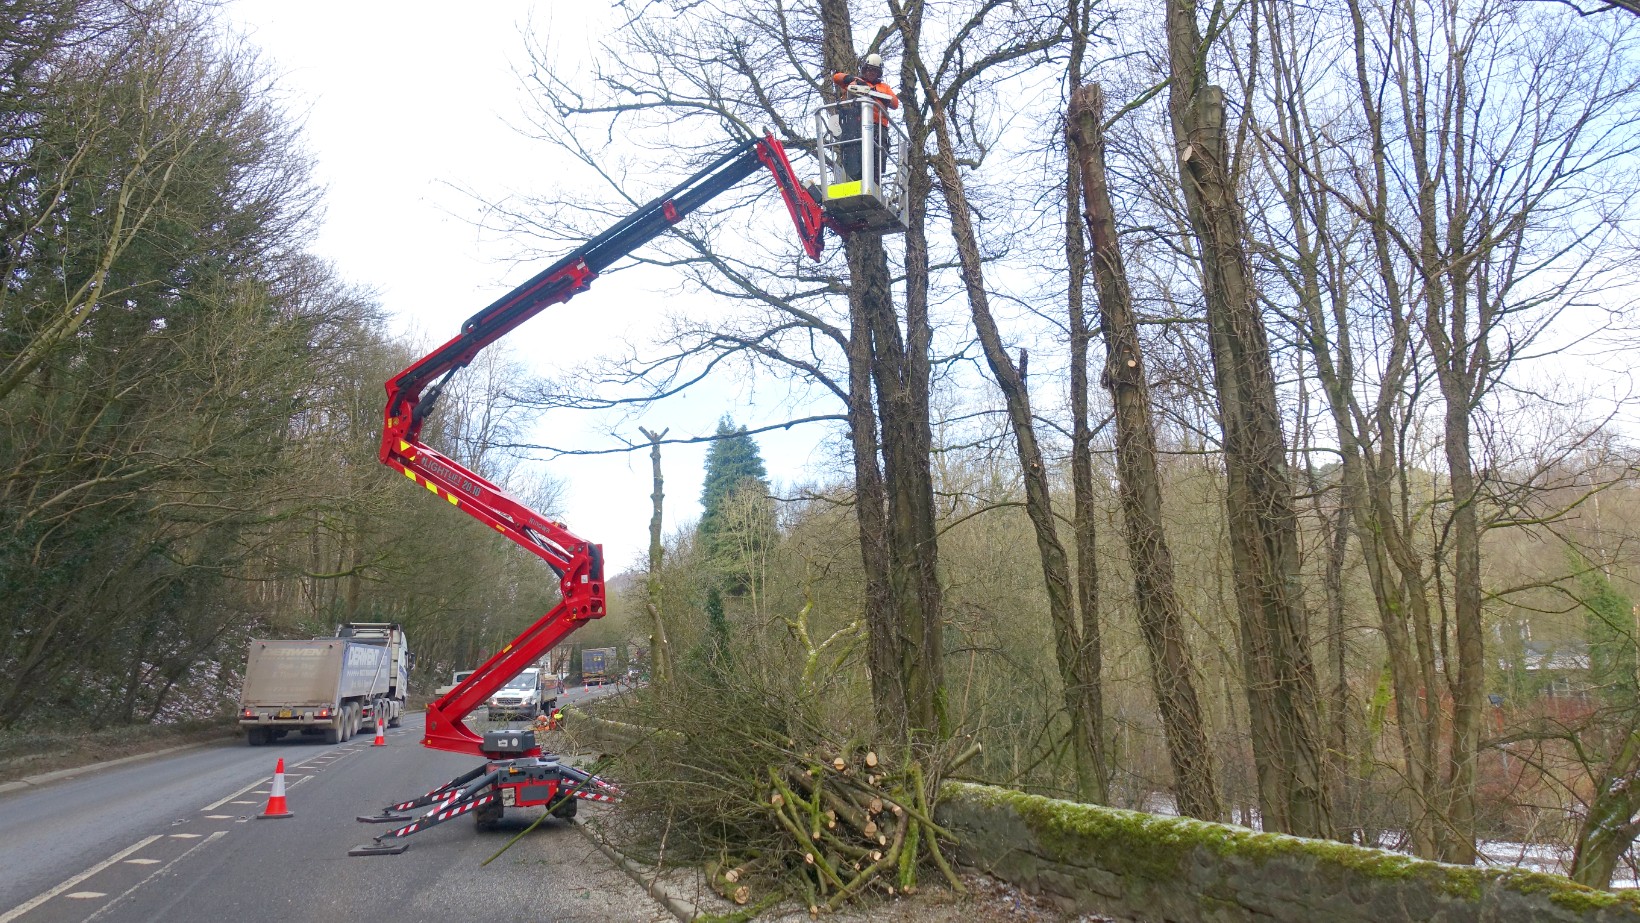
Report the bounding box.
[832,72,900,125]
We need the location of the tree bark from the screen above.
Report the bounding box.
[1164,0,1329,837]
[1068,83,1219,820]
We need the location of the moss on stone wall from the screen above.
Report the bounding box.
[939,781,1640,922]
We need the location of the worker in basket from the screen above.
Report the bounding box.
[832,52,899,183]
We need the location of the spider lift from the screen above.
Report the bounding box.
[350,128,900,856]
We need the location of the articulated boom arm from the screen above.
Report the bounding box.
[381,133,827,759]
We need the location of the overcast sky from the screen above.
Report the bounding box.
[221,1,836,574]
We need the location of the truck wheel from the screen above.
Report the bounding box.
[246,728,265,747]
[388,711,402,729]
[551,795,578,820]
[323,723,342,745]
[475,801,503,831]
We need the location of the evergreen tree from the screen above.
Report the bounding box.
[1578,557,1639,705]
[698,416,774,595]
[699,416,769,535]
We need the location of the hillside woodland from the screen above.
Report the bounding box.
[5,0,1640,903]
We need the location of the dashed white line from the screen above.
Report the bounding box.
[0,835,161,923]
[124,859,160,866]
[64,892,106,899]
[198,748,342,813]
[201,776,271,812]
[84,832,226,923]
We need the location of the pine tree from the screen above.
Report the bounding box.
[698,416,773,595]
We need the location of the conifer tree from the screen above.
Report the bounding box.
[698,416,773,596]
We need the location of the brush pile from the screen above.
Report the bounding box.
[717,740,974,914]
[581,607,976,915]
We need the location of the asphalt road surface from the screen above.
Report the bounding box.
[0,692,664,923]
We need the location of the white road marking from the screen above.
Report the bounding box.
[169,833,201,839]
[202,777,271,812]
[0,835,161,923]
[84,832,225,923]
[205,814,232,819]
[123,859,160,866]
[197,743,351,812]
[64,892,106,899]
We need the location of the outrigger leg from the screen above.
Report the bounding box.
[349,766,507,857]
[355,764,489,824]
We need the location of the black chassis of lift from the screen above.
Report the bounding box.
[349,754,611,856]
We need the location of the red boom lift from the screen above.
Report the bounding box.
[349,132,855,856]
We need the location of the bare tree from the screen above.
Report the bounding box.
[1164,0,1330,835]
[1069,82,1221,821]
[640,426,675,685]
[890,0,1121,802]
[1247,0,1640,858]
[1061,0,1111,806]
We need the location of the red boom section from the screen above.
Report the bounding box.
[382,437,603,758]
[381,134,826,759]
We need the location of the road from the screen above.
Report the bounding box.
[0,691,664,923]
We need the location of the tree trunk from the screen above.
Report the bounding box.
[1164,0,1330,837]
[817,0,937,743]
[1062,0,1108,805]
[882,4,945,743]
[907,48,1101,802]
[639,426,673,686]
[1572,727,1640,888]
[1068,83,1218,820]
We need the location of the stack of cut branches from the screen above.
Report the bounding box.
[722,743,973,915]
[589,605,978,916]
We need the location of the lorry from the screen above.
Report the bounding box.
[240,635,395,746]
[581,647,616,686]
[335,621,412,730]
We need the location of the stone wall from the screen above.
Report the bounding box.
[935,782,1640,923]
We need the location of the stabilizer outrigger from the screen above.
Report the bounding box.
[350,729,620,856]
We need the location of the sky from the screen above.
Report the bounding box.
[221,1,837,573]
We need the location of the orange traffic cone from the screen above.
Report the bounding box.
[257,758,293,819]
[372,721,386,747]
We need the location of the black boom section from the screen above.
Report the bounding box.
[459,140,763,333]
[391,140,766,407]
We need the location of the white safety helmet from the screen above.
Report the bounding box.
[863,53,883,69]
